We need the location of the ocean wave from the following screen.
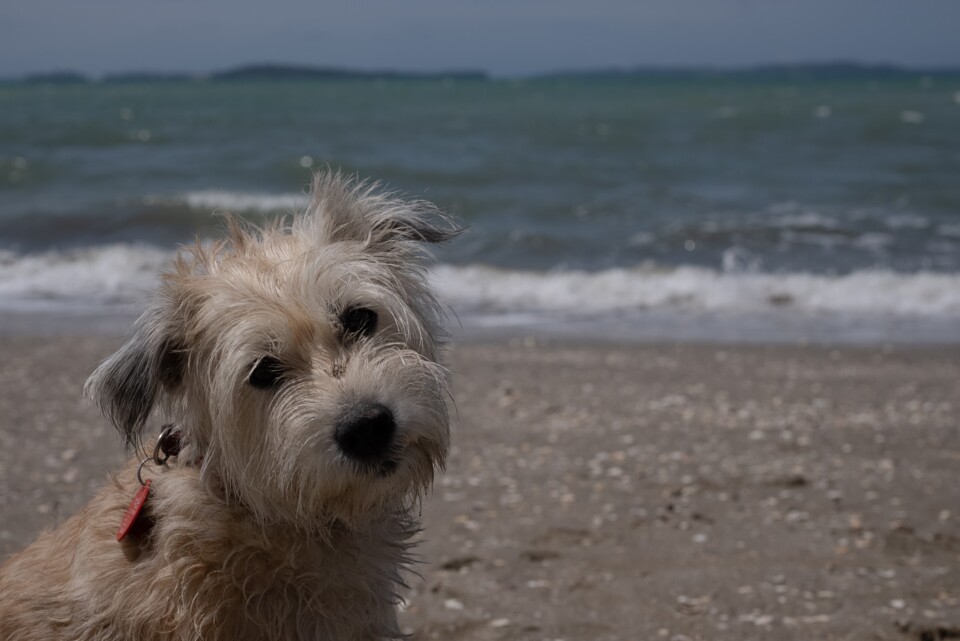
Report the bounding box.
[175,190,309,213]
[0,245,169,312]
[1,245,958,320]
[431,265,960,317]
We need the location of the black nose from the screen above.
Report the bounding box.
[335,402,396,461]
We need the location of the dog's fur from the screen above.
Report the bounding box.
[0,173,458,641]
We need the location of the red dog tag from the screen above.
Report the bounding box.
[116,480,151,541]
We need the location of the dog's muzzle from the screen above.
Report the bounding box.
[335,402,396,464]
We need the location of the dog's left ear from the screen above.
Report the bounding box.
[368,207,462,246]
[306,172,462,248]
[85,310,184,448]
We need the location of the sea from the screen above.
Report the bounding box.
[1,74,959,343]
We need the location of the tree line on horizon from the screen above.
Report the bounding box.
[5,61,959,85]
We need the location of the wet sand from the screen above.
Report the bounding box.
[1,336,958,641]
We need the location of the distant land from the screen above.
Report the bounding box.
[7,64,490,85]
[212,64,488,82]
[4,61,959,84]
[538,62,960,81]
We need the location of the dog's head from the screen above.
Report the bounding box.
[86,173,459,527]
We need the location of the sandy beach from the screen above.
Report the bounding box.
[1,335,958,641]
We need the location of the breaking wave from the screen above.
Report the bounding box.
[1,245,958,325]
[175,190,309,213]
[430,264,960,317]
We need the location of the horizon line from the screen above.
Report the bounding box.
[5,59,960,83]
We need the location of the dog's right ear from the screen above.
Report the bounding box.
[85,312,184,448]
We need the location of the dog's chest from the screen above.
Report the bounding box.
[130,473,412,640]
[152,521,406,641]
[242,543,402,640]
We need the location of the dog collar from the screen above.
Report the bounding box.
[118,425,184,542]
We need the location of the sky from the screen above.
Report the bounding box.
[2,0,959,77]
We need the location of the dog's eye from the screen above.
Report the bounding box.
[341,307,378,339]
[248,356,286,389]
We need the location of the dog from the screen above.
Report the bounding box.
[0,172,459,640]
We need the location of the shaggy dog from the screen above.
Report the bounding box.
[0,173,458,640]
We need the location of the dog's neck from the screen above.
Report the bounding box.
[130,464,415,640]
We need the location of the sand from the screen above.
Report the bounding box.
[1,335,958,641]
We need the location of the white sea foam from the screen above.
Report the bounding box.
[770,211,839,229]
[0,245,170,312]
[431,264,960,317]
[884,213,929,229]
[164,190,309,212]
[1,246,958,338]
[939,223,960,238]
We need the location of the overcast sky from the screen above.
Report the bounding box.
[2,0,959,77]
